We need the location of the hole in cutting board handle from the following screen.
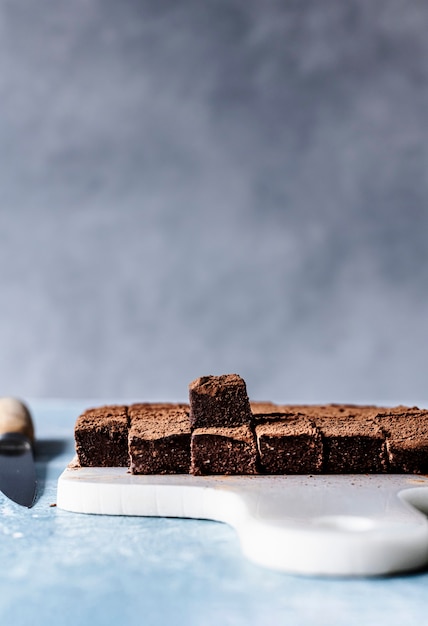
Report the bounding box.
[399,486,428,517]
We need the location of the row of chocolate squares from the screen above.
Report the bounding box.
[74,383,428,475]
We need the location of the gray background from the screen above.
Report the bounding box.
[0,0,427,405]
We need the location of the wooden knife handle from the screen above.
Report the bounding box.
[0,398,34,442]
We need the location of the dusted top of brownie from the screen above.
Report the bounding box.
[278,404,382,419]
[128,403,190,440]
[315,415,384,437]
[376,410,428,441]
[255,414,319,437]
[250,401,279,415]
[76,404,128,429]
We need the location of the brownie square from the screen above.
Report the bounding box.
[255,414,323,474]
[376,410,428,473]
[189,374,252,428]
[129,403,191,474]
[75,405,129,467]
[191,424,257,475]
[315,415,387,473]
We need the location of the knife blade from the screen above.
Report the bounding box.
[0,398,36,507]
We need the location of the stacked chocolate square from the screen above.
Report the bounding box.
[74,374,428,474]
[189,374,257,475]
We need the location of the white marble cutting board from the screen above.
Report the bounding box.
[57,467,428,577]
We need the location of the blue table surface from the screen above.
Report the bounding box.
[2,401,428,626]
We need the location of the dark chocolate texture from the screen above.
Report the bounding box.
[75,405,129,467]
[129,403,191,474]
[255,414,323,474]
[189,374,252,428]
[376,409,428,473]
[191,424,257,475]
[315,414,387,473]
[74,394,428,476]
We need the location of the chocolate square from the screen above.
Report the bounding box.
[255,414,323,474]
[129,403,191,474]
[376,409,428,473]
[316,415,387,473]
[189,374,252,428]
[191,424,257,475]
[75,405,129,467]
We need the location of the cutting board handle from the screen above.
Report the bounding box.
[0,398,34,442]
[57,471,428,576]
